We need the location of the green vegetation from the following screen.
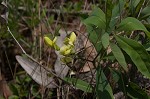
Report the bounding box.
[1,0,150,98]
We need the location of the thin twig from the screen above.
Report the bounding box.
[7,26,27,54]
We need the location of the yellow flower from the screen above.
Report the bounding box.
[44,36,60,51]
[64,32,76,46]
[70,32,76,44]
[59,45,73,56]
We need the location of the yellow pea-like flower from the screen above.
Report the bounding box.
[59,45,72,56]
[65,49,71,55]
[69,32,76,44]
[53,37,57,43]
[44,36,53,46]
[44,36,60,51]
[64,32,76,46]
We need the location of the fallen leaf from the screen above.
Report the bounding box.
[16,55,57,88]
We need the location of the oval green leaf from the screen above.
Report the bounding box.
[140,6,150,19]
[101,33,109,48]
[115,36,150,78]
[83,16,106,29]
[110,43,127,71]
[83,7,106,29]
[117,17,150,37]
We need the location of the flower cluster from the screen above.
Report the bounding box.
[44,32,77,63]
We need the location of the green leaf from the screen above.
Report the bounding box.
[90,6,105,20]
[117,17,150,37]
[83,7,106,52]
[83,16,106,29]
[83,7,106,29]
[146,48,150,51]
[106,0,113,31]
[140,6,150,19]
[127,82,149,99]
[63,77,93,93]
[134,0,144,17]
[144,24,150,32]
[96,66,114,99]
[129,0,140,15]
[144,43,150,51]
[101,33,109,48]
[115,35,150,78]
[110,0,125,30]
[132,0,140,8]
[8,95,19,99]
[86,25,103,52]
[110,43,127,71]
[9,84,19,96]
